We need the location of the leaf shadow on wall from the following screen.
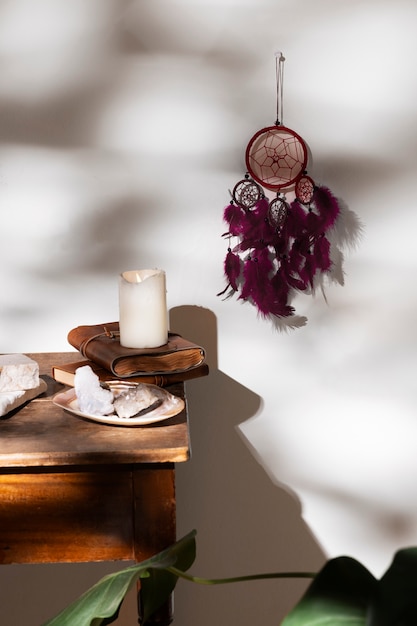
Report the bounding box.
[169,305,325,626]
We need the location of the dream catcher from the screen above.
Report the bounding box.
[218,53,362,329]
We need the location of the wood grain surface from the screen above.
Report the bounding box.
[0,352,188,624]
[0,352,189,468]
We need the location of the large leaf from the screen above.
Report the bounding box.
[281,556,377,626]
[41,530,196,626]
[139,530,197,624]
[368,547,417,626]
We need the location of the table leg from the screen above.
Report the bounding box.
[133,464,176,626]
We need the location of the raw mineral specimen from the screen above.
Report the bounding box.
[113,384,162,418]
[0,354,40,392]
[74,365,114,416]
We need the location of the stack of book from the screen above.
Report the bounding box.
[52,322,208,388]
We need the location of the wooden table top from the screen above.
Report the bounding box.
[0,353,190,469]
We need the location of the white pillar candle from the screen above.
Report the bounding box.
[119,269,168,349]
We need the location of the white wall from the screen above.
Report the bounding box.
[1,0,417,624]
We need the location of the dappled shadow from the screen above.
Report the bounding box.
[1,1,417,624]
[36,194,160,278]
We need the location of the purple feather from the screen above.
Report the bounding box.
[224,249,242,291]
[223,203,246,236]
[271,267,290,301]
[270,225,290,256]
[287,200,308,238]
[241,197,275,243]
[299,249,318,288]
[239,249,295,318]
[240,249,272,301]
[305,209,321,236]
[313,185,340,231]
[313,235,332,271]
[281,253,308,291]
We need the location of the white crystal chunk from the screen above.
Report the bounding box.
[0,354,40,392]
[74,365,114,416]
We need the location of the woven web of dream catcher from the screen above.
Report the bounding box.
[245,125,308,191]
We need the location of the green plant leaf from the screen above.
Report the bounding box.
[368,547,417,626]
[139,529,197,624]
[41,530,196,626]
[281,556,377,626]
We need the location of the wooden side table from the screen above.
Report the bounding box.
[0,353,191,625]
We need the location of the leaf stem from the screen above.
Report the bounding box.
[166,567,316,586]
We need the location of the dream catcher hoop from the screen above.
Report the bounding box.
[218,52,362,330]
[245,125,308,191]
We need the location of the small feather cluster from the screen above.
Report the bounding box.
[218,185,362,330]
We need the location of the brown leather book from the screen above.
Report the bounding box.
[52,359,209,388]
[67,322,206,378]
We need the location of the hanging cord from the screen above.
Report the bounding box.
[275,51,285,126]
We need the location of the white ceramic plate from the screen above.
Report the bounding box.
[53,386,185,427]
